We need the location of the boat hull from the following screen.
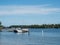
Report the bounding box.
[13,29,29,33]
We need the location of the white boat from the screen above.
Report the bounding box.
[13,28,29,33]
[22,28,29,32]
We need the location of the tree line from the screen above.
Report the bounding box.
[8,24,60,28]
[0,21,60,28]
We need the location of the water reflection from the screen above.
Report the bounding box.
[0,28,60,45]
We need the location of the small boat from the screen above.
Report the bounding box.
[14,29,22,33]
[13,28,29,33]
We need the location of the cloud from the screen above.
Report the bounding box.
[0,5,60,15]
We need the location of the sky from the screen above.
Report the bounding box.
[0,0,60,26]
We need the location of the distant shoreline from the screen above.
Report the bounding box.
[2,24,60,29]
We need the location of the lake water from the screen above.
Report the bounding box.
[0,28,60,45]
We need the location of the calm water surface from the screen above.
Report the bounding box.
[0,28,60,45]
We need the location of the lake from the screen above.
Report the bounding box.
[0,28,60,45]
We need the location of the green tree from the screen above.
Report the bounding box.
[0,21,1,25]
[0,21,3,31]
